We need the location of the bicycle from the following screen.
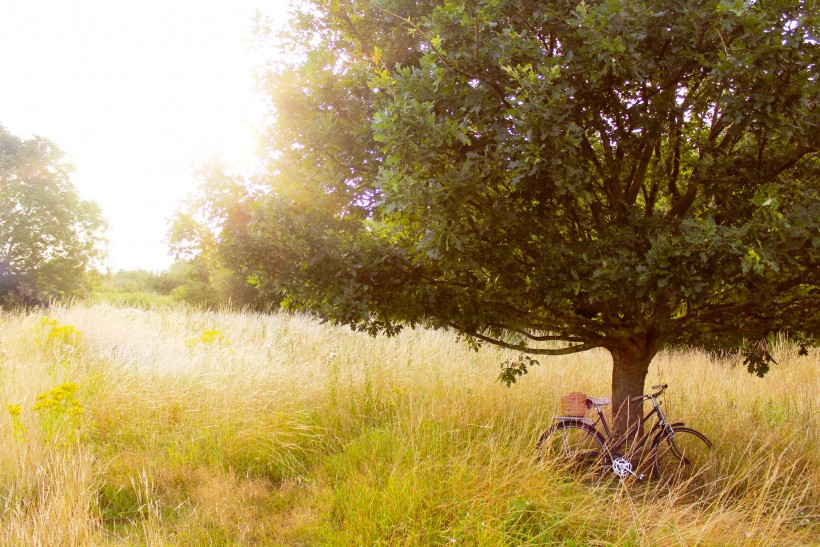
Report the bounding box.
[536,384,717,487]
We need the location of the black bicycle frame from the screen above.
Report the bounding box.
[588,398,670,460]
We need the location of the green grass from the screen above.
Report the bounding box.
[90,291,179,310]
[0,302,817,544]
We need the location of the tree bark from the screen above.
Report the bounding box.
[608,335,658,442]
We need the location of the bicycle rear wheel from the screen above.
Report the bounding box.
[652,427,717,488]
[537,422,607,480]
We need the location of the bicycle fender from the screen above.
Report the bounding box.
[552,416,597,428]
[537,418,606,452]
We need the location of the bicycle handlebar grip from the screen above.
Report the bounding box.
[630,384,668,402]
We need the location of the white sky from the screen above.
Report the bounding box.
[0,0,288,272]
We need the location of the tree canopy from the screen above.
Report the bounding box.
[176,0,819,435]
[1,125,106,306]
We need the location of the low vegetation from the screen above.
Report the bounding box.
[0,302,816,544]
[92,260,256,311]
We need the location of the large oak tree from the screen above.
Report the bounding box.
[176,0,819,437]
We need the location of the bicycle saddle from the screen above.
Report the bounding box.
[587,397,611,406]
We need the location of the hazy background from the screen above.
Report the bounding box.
[0,0,285,271]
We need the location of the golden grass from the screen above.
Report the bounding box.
[0,302,817,544]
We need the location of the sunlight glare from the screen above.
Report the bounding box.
[0,0,286,271]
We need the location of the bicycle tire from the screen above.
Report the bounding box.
[536,422,607,480]
[651,427,717,488]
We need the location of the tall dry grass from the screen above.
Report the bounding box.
[0,302,816,544]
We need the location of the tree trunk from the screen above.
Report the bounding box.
[608,335,658,443]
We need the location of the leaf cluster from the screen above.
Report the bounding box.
[179,0,819,363]
[1,125,107,307]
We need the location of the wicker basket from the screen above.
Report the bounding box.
[560,392,588,417]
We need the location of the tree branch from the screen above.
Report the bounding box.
[450,323,599,355]
[580,134,605,179]
[768,147,818,179]
[625,141,653,205]
[336,3,371,59]
[503,327,588,343]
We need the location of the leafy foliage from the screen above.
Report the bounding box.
[742,342,778,378]
[177,0,819,431]
[97,260,259,310]
[498,355,541,387]
[168,161,270,310]
[0,125,106,307]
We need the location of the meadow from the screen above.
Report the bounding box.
[0,302,816,545]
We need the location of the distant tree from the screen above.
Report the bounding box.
[0,125,106,307]
[164,259,220,307]
[182,0,818,437]
[169,162,267,310]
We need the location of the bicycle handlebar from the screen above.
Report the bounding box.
[629,383,668,402]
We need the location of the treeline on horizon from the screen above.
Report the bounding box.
[0,124,257,312]
[90,258,263,310]
[2,256,264,312]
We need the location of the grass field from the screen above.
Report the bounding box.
[1,302,817,545]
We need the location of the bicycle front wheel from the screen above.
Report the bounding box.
[537,422,607,480]
[652,427,717,488]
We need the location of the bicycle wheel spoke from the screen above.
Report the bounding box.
[537,423,607,481]
[653,428,717,490]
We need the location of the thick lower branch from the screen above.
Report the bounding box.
[504,327,587,343]
[451,323,599,355]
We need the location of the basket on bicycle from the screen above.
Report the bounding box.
[560,392,588,417]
